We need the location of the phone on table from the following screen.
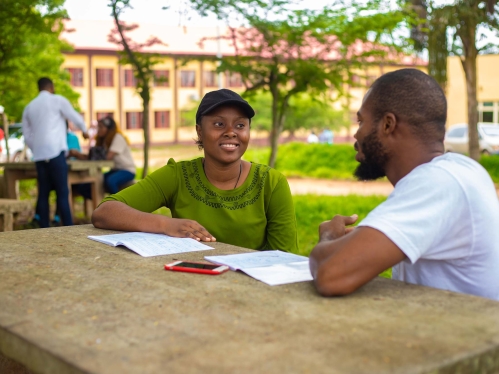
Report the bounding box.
[164,261,229,275]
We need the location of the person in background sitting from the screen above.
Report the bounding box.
[70,116,135,194]
[307,131,319,144]
[66,120,81,154]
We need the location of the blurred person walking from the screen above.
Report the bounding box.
[22,77,89,228]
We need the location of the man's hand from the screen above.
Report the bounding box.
[319,214,358,242]
[82,132,90,140]
[164,218,216,242]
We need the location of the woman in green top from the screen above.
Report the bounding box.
[92,89,298,252]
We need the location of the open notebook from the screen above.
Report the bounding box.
[88,232,214,257]
[205,250,313,286]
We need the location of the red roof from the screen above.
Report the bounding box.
[62,19,426,66]
[62,20,236,56]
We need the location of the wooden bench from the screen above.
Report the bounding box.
[0,199,32,232]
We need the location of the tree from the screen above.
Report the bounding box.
[410,0,499,160]
[108,0,165,178]
[193,0,409,166]
[0,0,78,122]
[248,91,348,136]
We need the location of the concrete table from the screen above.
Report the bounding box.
[0,199,32,231]
[0,160,114,219]
[1,225,499,374]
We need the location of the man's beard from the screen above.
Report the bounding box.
[354,130,389,181]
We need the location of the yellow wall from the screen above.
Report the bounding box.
[63,51,432,145]
[447,55,499,126]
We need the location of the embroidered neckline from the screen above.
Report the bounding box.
[181,158,270,210]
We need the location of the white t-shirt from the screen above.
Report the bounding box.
[358,153,499,301]
[109,133,136,174]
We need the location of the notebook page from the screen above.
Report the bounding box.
[241,261,313,286]
[88,232,214,257]
[205,250,308,271]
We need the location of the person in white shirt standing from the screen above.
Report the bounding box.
[309,68,499,301]
[22,77,89,228]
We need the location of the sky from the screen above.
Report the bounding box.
[64,0,498,46]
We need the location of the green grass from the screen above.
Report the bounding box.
[294,194,391,278]
[480,155,499,183]
[245,143,358,179]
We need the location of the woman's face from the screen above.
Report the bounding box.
[196,105,250,165]
[97,122,108,138]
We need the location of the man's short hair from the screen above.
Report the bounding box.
[37,77,53,91]
[369,69,447,139]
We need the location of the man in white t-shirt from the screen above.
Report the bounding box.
[309,69,499,301]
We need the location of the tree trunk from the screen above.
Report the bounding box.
[464,57,479,160]
[458,20,480,161]
[142,98,150,178]
[268,111,281,168]
[268,83,287,168]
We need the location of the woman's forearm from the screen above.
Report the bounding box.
[91,201,167,233]
[91,201,216,241]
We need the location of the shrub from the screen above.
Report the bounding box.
[480,155,499,183]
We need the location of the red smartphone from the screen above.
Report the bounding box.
[164,261,229,275]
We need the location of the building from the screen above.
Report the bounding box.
[61,20,426,145]
[447,54,499,126]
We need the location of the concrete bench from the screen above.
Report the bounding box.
[0,199,32,231]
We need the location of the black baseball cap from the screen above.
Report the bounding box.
[196,89,255,124]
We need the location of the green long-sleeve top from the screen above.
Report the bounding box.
[101,157,299,252]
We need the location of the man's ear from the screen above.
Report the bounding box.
[382,113,397,135]
[196,124,202,138]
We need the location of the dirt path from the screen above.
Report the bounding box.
[287,178,394,196]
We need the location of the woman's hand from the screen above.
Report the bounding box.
[164,217,216,242]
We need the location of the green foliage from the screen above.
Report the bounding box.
[248,91,349,133]
[480,155,499,183]
[275,143,358,179]
[0,0,79,121]
[193,0,407,167]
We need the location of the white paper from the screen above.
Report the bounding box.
[204,250,308,271]
[205,250,312,286]
[88,232,214,257]
[241,261,313,286]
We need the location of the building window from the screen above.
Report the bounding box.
[180,70,196,87]
[155,111,170,128]
[97,112,113,120]
[479,102,499,123]
[96,69,114,87]
[226,72,242,88]
[126,112,143,129]
[154,70,169,87]
[204,71,218,87]
[66,68,83,87]
[124,69,136,87]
